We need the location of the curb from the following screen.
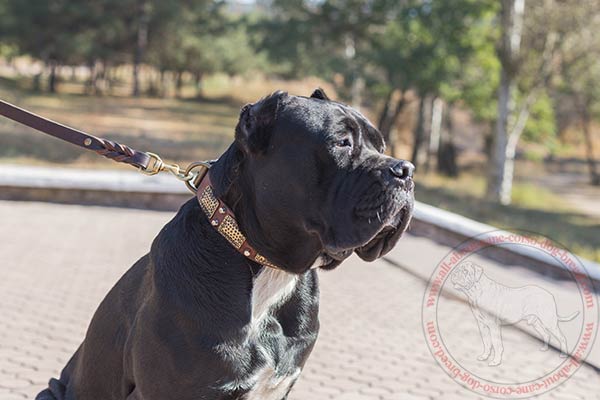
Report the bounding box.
[407,202,600,285]
[0,164,191,210]
[1,164,599,284]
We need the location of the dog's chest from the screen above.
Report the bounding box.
[221,268,304,399]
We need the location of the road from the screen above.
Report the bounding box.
[0,201,598,399]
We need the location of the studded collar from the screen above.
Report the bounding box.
[196,172,281,270]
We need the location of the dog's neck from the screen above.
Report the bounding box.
[150,198,299,329]
[463,276,490,303]
[208,144,322,273]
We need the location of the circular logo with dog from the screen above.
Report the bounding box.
[422,230,598,398]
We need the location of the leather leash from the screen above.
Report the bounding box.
[0,99,280,269]
[0,99,152,169]
[0,99,210,191]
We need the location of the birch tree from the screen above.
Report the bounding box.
[488,0,566,204]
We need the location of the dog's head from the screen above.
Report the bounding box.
[211,89,414,273]
[451,261,483,291]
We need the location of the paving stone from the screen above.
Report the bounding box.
[0,389,27,399]
[0,200,599,399]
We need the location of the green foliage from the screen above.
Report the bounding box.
[0,0,260,92]
[256,0,497,105]
[522,92,556,142]
[441,8,500,122]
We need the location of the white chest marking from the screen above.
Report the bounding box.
[220,267,302,398]
[244,366,301,400]
[250,267,298,324]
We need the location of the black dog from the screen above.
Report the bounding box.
[37,89,414,400]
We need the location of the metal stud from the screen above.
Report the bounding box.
[211,219,219,226]
[83,138,92,146]
[218,207,226,214]
[243,250,251,257]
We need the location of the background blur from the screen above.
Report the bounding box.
[0,0,599,262]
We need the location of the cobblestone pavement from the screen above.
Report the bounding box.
[0,201,598,400]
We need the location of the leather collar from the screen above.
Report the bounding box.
[196,172,281,270]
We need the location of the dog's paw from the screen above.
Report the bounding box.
[477,353,490,361]
[488,358,502,367]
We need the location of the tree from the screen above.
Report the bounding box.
[487,0,600,203]
[1,1,99,92]
[487,0,527,205]
[256,0,405,100]
[487,0,576,204]
[556,2,600,185]
[368,0,494,162]
[145,2,257,99]
[257,0,492,161]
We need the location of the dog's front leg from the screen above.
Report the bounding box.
[475,320,492,361]
[471,307,492,361]
[488,322,504,366]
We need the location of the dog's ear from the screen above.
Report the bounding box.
[235,91,287,154]
[471,263,483,282]
[310,88,330,101]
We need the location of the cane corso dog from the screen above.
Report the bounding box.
[451,261,579,366]
[37,89,415,400]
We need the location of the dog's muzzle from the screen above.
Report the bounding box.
[353,161,415,262]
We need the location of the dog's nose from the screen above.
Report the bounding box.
[389,160,415,180]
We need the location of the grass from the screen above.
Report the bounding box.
[0,84,240,168]
[416,172,600,262]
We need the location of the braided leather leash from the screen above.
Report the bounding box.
[0,99,210,192]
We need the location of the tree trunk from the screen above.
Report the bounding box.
[580,104,600,185]
[106,64,115,95]
[379,92,407,153]
[33,72,42,92]
[426,96,443,172]
[488,69,517,205]
[87,61,98,94]
[437,104,458,176]
[195,72,204,98]
[48,61,57,93]
[412,96,429,169]
[97,62,107,95]
[486,0,525,205]
[132,0,150,97]
[159,69,166,97]
[377,90,394,134]
[344,34,363,109]
[175,71,183,98]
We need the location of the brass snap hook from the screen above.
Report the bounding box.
[139,152,211,193]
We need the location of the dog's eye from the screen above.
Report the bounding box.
[336,138,352,147]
